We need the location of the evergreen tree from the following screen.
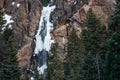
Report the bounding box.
[0,28,20,80]
[81,9,108,80]
[109,0,120,33]
[0,8,20,79]
[65,29,85,80]
[40,0,50,6]
[48,44,65,80]
[105,32,120,80]
[105,0,120,80]
[0,8,6,37]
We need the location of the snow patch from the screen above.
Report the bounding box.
[37,64,47,75]
[12,2,15,5]
[17,4,20,8]
[2,14,14,30]
[3,14,14,26]
[8,25,12,29]
[2,27,6,31]
[63,37,65,44]
[74,1,77,5]
[30,77,34,80]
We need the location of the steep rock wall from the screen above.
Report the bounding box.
[51,0,88,24]
[1,0,116,77]
[51,0,116,61]
[1,0,42,72]
[13,0,42,72]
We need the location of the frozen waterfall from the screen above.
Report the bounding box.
[33,2,56,79]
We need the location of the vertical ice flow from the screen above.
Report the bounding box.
[34,4,56,76]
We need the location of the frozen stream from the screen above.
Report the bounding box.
[33,2,56,78]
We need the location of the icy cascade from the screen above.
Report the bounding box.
[33,2,56,78]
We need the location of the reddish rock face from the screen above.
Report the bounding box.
[52,24,70,48]
[51,0,87,24]
[0,0,4,8]
[12,0,42,72]
[17,41,35,68]
[1,0,42,49]
[12,0,42,49]
[51,0,115,60]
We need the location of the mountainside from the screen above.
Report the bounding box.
[0,0,118,80]
[51,0,116,61]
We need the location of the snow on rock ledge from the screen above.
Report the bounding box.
[2,14,14,30]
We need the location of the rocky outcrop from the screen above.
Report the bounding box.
[70,0,116,29]
[51,0,88,24]
[12,0,42,70]
[12,0,42,49]
[17,41,35,68]
[1,0,42,47]
[51,0,116,60]
[52,24,69,48]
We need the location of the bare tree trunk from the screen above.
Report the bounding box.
[96,53,101,80]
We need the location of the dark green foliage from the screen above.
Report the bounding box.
[81,9,108,80]
[105,1,120,80]
[105,32,120,80]
[109,0,120,32]
[82,53,97,80]
[65,29,85,80]
[0,28,20,80]
[0,8,6,37]
[48,44,65,80]
[40,0,50,6]
[0,8,20,80]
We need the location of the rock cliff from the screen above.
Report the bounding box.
[51,0,116,61]
[1,0,42,77]
[1,0,116,78]
[51,0,88,24]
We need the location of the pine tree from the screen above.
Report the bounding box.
[48,43,65,80]
[109,0,120,33]
[0,7,6,80]
[105,0,120,80]
[0,8,20,79]
[40,0,50,6]
[65,29,85,80]
[0,8,6,37]
[105,33,120,80]
[0,28,20,80]
[81,9,108,80]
